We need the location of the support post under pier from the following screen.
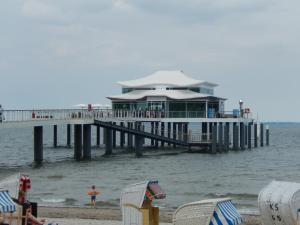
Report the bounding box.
[167,123,171,146]
[83,124,91,160]
[74,124,82,161]
[120,122,125,148]
[211,123,217,154]
[218,123,223,152]
[266,126,270,146]
[248,124,252,149]
[161,122,165,147]
[240,123,245,150]
[34,126,43,163]
[53,125,57,148]
[96,126,100,146]
[260,123,264,147]
[224,123,229,152]
[254,123,258,148]
[173,123,177,148]
[67,124,71,147]
[105,128,112,155]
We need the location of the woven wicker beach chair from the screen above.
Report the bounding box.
[120,180,166,225]
[173,198,243,225]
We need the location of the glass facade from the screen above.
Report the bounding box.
[122,88,155,94]
[166,87,213,95]
[112,100,220,118]
[123,87,214,95]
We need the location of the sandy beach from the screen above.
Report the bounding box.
[39,207,262,225]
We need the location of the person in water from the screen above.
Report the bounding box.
[88,185,101,206]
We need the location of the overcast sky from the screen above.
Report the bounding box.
[0,0,299,122]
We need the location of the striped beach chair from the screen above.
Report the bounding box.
[173,198,243,225]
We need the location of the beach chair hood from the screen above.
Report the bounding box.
[0,173,21,200]
[0,189,16,213]
[212,200,243,225]
[173,198,242,225]
[120,180,166,208]
[258,181,300,225]
[120,180,166,225]
[121,181,149,209]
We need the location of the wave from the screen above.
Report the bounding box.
[84,200,119,208]
[41,198,66,203]
[204,192,258,200]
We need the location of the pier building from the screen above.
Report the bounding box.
[0,70,269,163]
[108,70,225,118]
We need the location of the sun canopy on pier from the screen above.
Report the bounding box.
[0,190,16,213]
[173,198,242,225]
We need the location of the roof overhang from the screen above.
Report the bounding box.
[107,90,226,101]
[117,70,218,88]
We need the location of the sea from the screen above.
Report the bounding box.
[0,123,299,213]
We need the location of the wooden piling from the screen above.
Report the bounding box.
[260,123,264,147]
[34,126,43,163]
[245,124,248,146]
[96,126,100,146]
[248,123,252,149]
[173,123,177,148]
[178,123,183,142]
[233,123,239,150]
[112,122,116,149]
[183,123,188,143]
[105,127,112,155]
[67,124,71,147]
[266,126,270,146]
[127,122,133,149]
[254,123,258,148]
[224,123,230,152]
[161,122,165,147]
[240,123,245,150]
[120,122,125,148]
[155,122,159,149]
[212,123,217,154]
[83,124,91,160]
[218,123,223,152]
[167,122,171,146]
[74,124,82,160]
[53,125,57,148]
[151,122,154,146]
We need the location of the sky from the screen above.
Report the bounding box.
[0,0,299,122]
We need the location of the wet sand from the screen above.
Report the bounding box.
[39,207,261,225]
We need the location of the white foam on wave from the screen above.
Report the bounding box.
[41,198,66,203]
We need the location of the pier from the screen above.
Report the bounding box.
[0,108,269,163]
[0,71,270,163]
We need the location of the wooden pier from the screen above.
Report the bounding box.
[0,109,270,163]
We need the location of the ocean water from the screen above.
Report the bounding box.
[0,123,299,212]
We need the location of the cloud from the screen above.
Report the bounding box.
[128,0,274,23]
[21,0,65,21]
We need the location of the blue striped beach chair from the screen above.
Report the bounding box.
[173,198,243,225]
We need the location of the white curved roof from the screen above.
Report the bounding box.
[118,70,218,88]
[107,89,224,101]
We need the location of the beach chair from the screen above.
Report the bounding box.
[120,180,166,225]
[0,189,22,225]
[173,198,243,225]
[258,181,300,225]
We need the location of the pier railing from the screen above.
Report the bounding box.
[0,109,248,123]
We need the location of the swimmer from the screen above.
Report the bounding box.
[87,185,101,206]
